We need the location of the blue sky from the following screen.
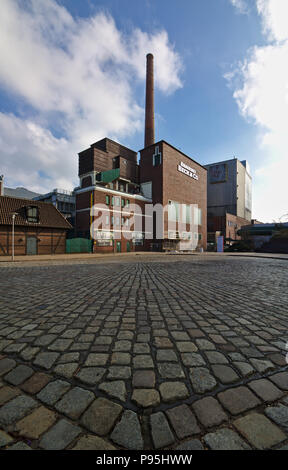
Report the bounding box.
[0,0,287,222]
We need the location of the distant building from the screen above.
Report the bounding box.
[33,189,76,225]
[204,158,252,244]
[238,222,288,253]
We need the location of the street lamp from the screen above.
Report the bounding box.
[11,212,18,261]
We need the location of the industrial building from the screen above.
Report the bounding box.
[204,158,252,245]
[75,54,207,253]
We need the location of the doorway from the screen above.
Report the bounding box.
[26,236,37,255]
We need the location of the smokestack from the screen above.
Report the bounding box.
[144,53,155,148]
[0,175,4,196]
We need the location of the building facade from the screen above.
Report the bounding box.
[75,138,207,253]
[75,138,151,253]
[0,195,71,256]
[139,141,207,252]
[205,158,252,243]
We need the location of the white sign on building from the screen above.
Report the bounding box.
[178,161,199,181]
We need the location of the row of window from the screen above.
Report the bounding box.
[168,200,202,225]
[105,195,130,208]
[104,215,131,227]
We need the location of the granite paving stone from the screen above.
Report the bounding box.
[150,412,175,449]
[13,406,57,439]
[0,385,21,405]
[269,372,288,390]
[132,388,160,408]
[192,396,228,427]
[7,442,31,450]
[111,352,131,365]
[211,365,239,384]
[0,430,14,447]
[72,435,116,450]
[234,413,286,449]
[132,370,155,388]
[33,352,60,370]
[55,387,94,419]
[75,367,105,385]
[81,397,123,436]
[98,381,127,402]
[158,363,185,379]
[110,410,144,450]
[166,404,200,439]
[175,439,204,450]
[265,404,288,431]
[0,395,38,426]
[218,386,261,415]
[21,372,51,394]
[248,378,284,402]
[4,365,34,386]
[37,380,71,405]
[159,381,190,402]
[190,367,217,394]
[40,419,82,450]
[204,428,251,450]
[0,358,16,376]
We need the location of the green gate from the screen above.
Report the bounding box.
[66,238,93,254]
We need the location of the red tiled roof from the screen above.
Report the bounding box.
[0,196,72,229]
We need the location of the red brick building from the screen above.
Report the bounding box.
[75,137,207,253]
[0,195,71,256]
[75,54,207,254]
[76,138,150,254]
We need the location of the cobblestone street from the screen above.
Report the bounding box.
[0,255,288,450]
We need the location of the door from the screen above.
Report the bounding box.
[116,241,121,253]
[126,241,130,252]
[26,236,37,255]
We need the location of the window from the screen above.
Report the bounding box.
[115,216,120,226]
[126,199,130,208]
[168,200,179,222]
[111,216,114,225]
[121,198,125,208]
[26,206,39,223]
[153,146,162,167]
[115,197,120,206]
[105,215,109,225]
[105,195,110,205]
[111,197,114,206]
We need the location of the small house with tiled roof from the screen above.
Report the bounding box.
[0,195,72,256]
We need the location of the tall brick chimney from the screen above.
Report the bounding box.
[0,175,4,196]
[144,53,155,148]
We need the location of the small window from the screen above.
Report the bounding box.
[26,206,39,223]
[115,197,120,206]
[121,199,125,208]
[153,146,162,167]
[105,195,110,205]
[105,215,109,225]
[111,216,114,225]
[111,197,114,206]
[126,199,130,207]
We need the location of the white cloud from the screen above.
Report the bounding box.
[0,0,183,192]
[226,0,288,222]
[229,0,249,14]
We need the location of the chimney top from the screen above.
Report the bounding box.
[144,53,155,148]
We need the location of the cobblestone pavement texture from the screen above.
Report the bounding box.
[0,255,287,450]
